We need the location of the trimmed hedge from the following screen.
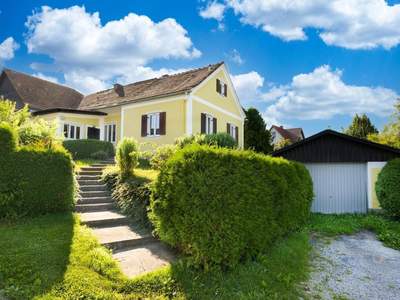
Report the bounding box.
[101,167,152,228]
[150,144,313,268]
[63,139,114,160]
[376,159,400,218]
[0,124,75,218]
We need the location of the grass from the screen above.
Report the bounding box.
[0,212,311,299]
[307,213,400,250]
[73,159,102,171]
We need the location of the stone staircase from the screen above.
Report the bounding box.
[76,162,175,277]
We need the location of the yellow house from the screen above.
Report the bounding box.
[0,62,245,147]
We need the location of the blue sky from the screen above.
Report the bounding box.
[1,0,400,136]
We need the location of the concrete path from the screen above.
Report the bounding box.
[76,162,175,277]
[305,231,400,300]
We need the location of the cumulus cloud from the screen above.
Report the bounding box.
[0,37,19,63]
[231,71,264,103]
[203,0,400,50]
[33,72,59,84]
[25,6,201,93]
[232,66,399,125]
[227,49,244,65]
[200,1,226,21]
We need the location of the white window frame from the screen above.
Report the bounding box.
[147,112,161,137]
[104,123,117,143]
[229,123,237,140]
[63,123,82,140]
[205,113,214,134]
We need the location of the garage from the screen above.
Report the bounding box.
[273,130,400,214]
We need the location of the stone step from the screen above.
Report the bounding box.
[77,175,102,181]
[78,196,113,204]
[112,242,176,277]
[80,184,108,192]
[80,211,130,228]
[78,179,103,186]
[91,225,155,251]
[80,166,105,172]
[75,202,115,212]
[78,170,103,176]
[80,190,110,198]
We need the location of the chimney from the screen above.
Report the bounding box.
[113,83,124,97]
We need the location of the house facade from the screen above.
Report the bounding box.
[270,125,305,145]
[0,62,245,148]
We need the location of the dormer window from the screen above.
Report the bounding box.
[216,79,227,97]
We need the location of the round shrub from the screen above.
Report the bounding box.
[175,133,237,149]
[376,159,400,218]
[204,133,237,148]
[116,138,139,179]
[150,145,313,269]
[150,144,177,170]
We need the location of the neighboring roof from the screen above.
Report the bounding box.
[0,69,83,110]
[79,62,224,109]
[271,125,304,143]
[32,108,107,116]
[272,129,400,163]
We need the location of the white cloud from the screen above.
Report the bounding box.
[0,37,19,63]
[206,0,400,50]
[200,1,226,21]
[262,65,399,124]
[25,6,201,93]
[232,66,398,126]
[227,49,244,65]
[33,72,59,84]
[231,71,264,103]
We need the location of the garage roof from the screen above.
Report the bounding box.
[272,130,400,163]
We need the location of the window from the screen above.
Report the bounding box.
[147,112,160,136]
[229,124,236,140]
[227,123,238,141]
[216,78,227,97]
[205,114,214,134]
[104,124,116,143]
[63,123,81,140]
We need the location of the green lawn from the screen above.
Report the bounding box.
[0,213,311,299]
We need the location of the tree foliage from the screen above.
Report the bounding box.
[273,138,293,151]
[244,108,273,153]
[0,99,57,149]
[344,113,378,139]
[368,99,400,149]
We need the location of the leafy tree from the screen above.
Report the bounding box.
[0,99,57,149]
[368,99,400,148]
[244,108,273,153]
[344,113,378,139]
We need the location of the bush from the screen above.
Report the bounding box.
[150,145,313,269]
[150,145,178,170]
[0,122,18,153]
[90,150,109,160]
[203,133,237,148]
[376,159,400,218]
[111,177,152,228]
[0,99,58,149]
[0,125,75,218]
[175,133,237,149]
[116,138,139,179]
[63,139,114,160]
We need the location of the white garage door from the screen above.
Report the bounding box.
[305,163,368,214]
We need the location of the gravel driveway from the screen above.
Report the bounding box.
[305,231,400,300]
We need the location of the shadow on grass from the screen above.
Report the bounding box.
[122,231,311,299]
[0,213,74,299]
